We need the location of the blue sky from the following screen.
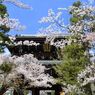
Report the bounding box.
[4,0,93,35]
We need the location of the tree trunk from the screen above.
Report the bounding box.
[13,88,24,95]
[0,85,8,95]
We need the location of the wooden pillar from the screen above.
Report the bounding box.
[32,88,39,95]
[55,89,60,95]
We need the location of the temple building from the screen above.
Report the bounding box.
[6,35,66,95]
[7,35,66,59]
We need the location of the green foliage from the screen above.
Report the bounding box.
[70,1,83,25]
[70,17,79,24]
[0,25,10,33]
[54,43,90,85]
[0,4,7,17]
[0,32,11,42]
[63,43,86,59]
[73,1,81,7]
[0,62,13,73]
[55,0,91,85]
[0,32,11,53]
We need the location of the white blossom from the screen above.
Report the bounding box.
[6,39,40,46]
[0,40,3,43]
[0,54,55,87]
[85,32,95,41]
[58,8,68,11]
[68,3,95,34]
[52,39,68,48]
[23,40,29,45]
[0,54,5,65]
[77,63,95,86]
[9,36,16,41]
[0,15,26,31]
[39,9,66,38]
[62,84,85,95]
[23,40,40,46]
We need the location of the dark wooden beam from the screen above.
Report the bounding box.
[32,88,39,95]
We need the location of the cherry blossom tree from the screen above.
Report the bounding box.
[0,0,31,53]
[0,0,31,31]
[0,54,55,95]
[1,0,31,9]
[39,0,95,45]
[39,8,67,44]
[8,54,54,87]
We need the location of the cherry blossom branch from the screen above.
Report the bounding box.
[3,0,32,9]
[0,15,26,31]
